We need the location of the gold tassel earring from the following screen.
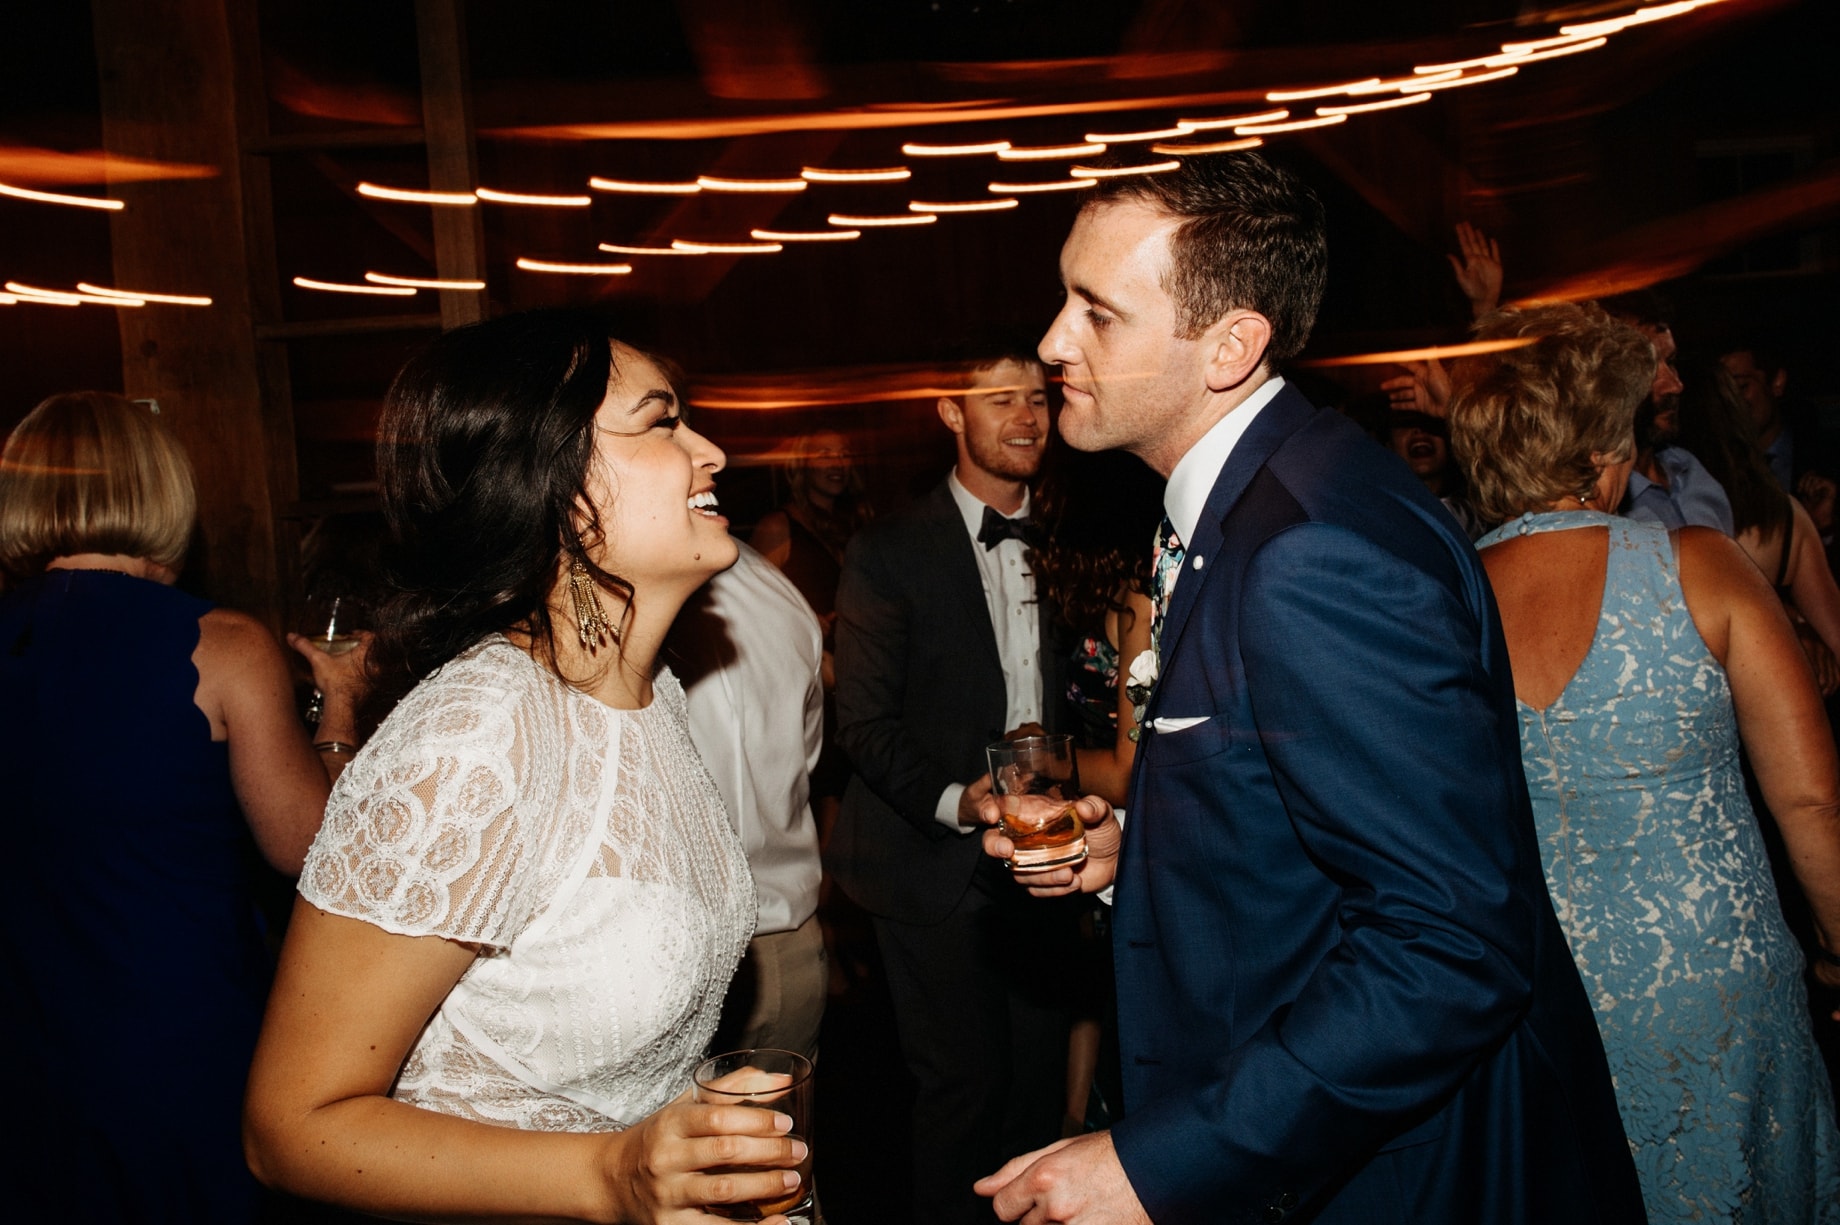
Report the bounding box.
[569,559,615,649]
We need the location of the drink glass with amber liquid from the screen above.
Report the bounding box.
[986,733,1087,872]
[692,1049,814,1223]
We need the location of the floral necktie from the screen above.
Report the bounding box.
[1149,514,1186,663]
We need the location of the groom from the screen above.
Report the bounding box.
[977,153,1644,1224]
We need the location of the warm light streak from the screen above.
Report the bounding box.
[589,176,703,195]
[1561,0,1712,38]
[514,258,634,275]
[292,276,417,296]
[1082,125,1190,144]
[1315,94,1432,117]
[356,182,477,206]
[0,181,125,210]
[1400,65,1520,92]
[1345,70,1461,94]
[1172,109,1288,131]
[800,166,911,182]
[997,143,1106,161]
[696,176,808,193]
[1069,161,1182,179]
[1234,114,1349,135]
[751,228,862,242]
[1414,52,1515,74]
[76,282,212,305]
[988,178,1097,194]
[1481,37,1608,66]
[1,292,76,306]
[362,272,485,290]
[1299,337,1537,369]
[1150,136,1264,155]
[475,186,591,206]
[1267,80,1379,102]
[671,239,783,254]
[828,213,937,228]
[909,199,1020,213]
[5,281,145,306]
[901,140,1012,157]
[599,243,705,256]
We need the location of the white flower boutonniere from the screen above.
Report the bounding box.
[1125,648,1158,742]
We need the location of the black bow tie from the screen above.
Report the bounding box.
[978,505,1041,550]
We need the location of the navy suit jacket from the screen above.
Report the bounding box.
[828,479,1066,925]
[1110,387,1643,1225]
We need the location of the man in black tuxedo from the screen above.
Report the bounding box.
[829,345,1072,1224]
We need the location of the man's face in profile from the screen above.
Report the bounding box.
[1634,322,1683,450]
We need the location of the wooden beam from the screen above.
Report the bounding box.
[415,0,486,329]
[92,0,298,630]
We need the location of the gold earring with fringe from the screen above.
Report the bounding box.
[569,558,614,649]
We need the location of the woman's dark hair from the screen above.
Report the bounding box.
[1677,357,1789,543]
[369,309,629,705]
[1028,445,1163,634]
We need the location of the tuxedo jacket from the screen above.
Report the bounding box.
[828,478,1066,925]
[1110,386,1644,1225]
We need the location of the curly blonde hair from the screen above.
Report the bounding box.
[1448,302,1656,526]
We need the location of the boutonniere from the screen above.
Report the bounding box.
[1126,648,1157,742]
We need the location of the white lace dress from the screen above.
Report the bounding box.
[299,636,755,1132]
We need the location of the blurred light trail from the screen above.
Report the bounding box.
[1235,114,1348,134]
[362,273,484,290]
[1174,108,1289,130]
[989,178,1096,193]
[696,175,809,192]
[514,258,634,275]
[1316,94,1432,116]
[1267,79,1379,102]
[671,239,783,253]
[475,186,591,206]
[801,166,911,182]
[1150,137,1264,155]
[292,276,416,295]
[1481,37,1607,66]
[1070,160,1182,178]
[901,140,1012,156]
[6,281,145,305]
[0,146,214,186]
[76,282,212,305]
[1345,70,1460,94]
[909,199,1020,213]
[357,182,477,205]
[828,213,937,227]
[1401,65,1519,92]
[751,228,862,241]
[0,181,124,210]
[998,143,1106,160]
[1082,125,1190,143]
[589,177,703,194]
[1299,338,1536,368]
[599,243,705,256]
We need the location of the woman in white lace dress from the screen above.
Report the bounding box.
[245,312,804,1222]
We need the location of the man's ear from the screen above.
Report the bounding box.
[937,395,965,435]
[1203,310,1274,393]
[1771,367,1789,398]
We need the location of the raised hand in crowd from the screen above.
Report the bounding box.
[1381,356,1451,418]
[1449,221,1503,318]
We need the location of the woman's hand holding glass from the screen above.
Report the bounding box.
[600,1089,807,1224]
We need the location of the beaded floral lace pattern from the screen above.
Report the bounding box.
[301,637,754,1132]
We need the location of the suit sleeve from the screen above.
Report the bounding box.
[1112,521,1539,1218]
[833,531,962,838]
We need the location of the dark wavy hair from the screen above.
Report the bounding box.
[1083,150,1327,361]
[1677,358,1790,543]
[369,310,631,706]
[1028,445,1162,634]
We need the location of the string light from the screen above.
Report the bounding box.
[800,166,911,182]
[988,179,1096,194]
[362,272,485,290]
[75,282,212,305]
[475,186,591,206]
[0,181,125,210]
[514,258,634,275]
[909,199,1020,214]
[589,177,702,194]
[1344,70,1461,95]
[1069,161,1182,179]
[750,228,861,242]
[670,239,783,254]
[1481,37,1607,67]
[1267,80,1380,102]
[1176,109,1289,131]
[997,143,1106,161]
[1400,65,1520,92]
[292,276,416,296]
[828,213,938,227]
[696,176,808,193]
[356,182,477,205]
[599,243,705,256]
[5,281,144,305]
[1150,136,1264,155]
[901,140,1011,157]
[1315,94,1432,116]
[1082,125,1190,144]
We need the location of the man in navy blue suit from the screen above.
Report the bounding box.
[975,153,1644,1224]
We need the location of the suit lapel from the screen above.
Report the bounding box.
[1155,387,1317,691]
[924,480,1004,678]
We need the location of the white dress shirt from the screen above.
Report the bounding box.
[677,542,825,935]
[933,470,1043,831]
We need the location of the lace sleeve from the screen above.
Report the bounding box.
[299,647,571,951]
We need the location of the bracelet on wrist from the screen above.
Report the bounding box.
[312,739,359,757]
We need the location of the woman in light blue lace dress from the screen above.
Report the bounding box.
[1450,302,1840,1223]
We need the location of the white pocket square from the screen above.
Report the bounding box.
[1149,715,1210,733]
